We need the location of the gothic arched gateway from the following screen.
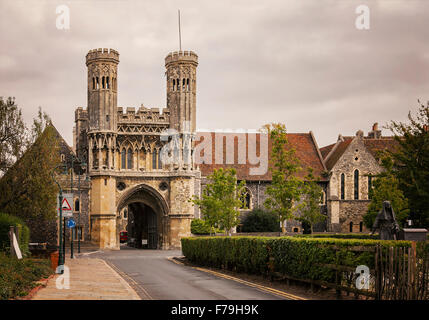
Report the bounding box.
[117,184,169,249]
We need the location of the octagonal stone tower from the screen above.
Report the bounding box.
[165,51,198,133]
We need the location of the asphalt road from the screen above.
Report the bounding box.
[89,246,287,300]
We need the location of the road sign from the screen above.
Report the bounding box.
[67,219,76,229]
[57,193,73,218]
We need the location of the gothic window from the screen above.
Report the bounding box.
[61,154,65,162]
[173,79,176,91]
[92,77,95,90]
[102,76,105,89]
[158,149,162,169]
[354,169,359,200]
[349,222,353,233]
[176,78,179,91]
[340,173,345,200]
[75,199,80,212]
[127,148,133,169]
[186,78,190,91]
[359,222,363,232]
[320,191,325,205]
[96,77,99,89]
[152,149,157,169]
[242,188,252,210]
[121,149,126,169]
[182,78,185,90]
[368,175,373,199]
[92,149,98,168]
[106,77,110,89]
[123,209,128,219]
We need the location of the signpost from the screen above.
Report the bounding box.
[67,218,76,259]
[57,193,73,218]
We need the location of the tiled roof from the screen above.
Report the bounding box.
[320,143,336,160]
[363,137,399,160]
[324,137,353,171]
[195,132,327,181]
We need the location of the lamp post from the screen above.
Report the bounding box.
[51,164,66,270]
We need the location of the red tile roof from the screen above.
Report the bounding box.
[195,132,326,181]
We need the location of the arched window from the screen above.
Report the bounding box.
[173,79,176,91]
[186,78,190,91]
[152,149,157,169]
[354,169,359,200]
[340,173,345,200]
[176,78,179,91]
[182,78,185,90]
[127,149,133,169]
[368,175,373,199]
[102,76,105,89]
[61,154,65,162]
[75,199,80,212]
[106,77,110,89]
[121,149,126,169]
[92,77,95,90]
[96,77,99,89]
[158,150,162,169]
[123,209,128,219]
[349,222,353,233]
[359,222,363,232]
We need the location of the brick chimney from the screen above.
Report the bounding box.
[368,122,382,139]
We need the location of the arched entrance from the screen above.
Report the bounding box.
[117,184,169,249]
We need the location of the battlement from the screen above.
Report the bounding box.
[117,105,170,123]
[86,48,119,65]
[165,50,198,67]
[75,107,88,121]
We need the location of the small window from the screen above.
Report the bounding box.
[123,209,128,219]
[349,222,353,233]
[173,79,176,91]
[368,175,373,199]
[176,78,179,91]
[96,77,99,89]
[182,78,185,90]
[92,77,95,90]
[121,149,126,169]
[75,199,80,212]
[61,154,65,162]
[127,149,133,169]
[186,78,190,91]
[359,222,363,232]
[340,173,345,200]
[106,77,109,89]
[152,149,158,169]
[102,76,105,89]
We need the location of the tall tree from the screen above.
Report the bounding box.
[0,97,27,177]
[297,168,326,234]
[262,123,303,233]
[190,168,246,236]
[387,100,429,227]
[363,155,409,229]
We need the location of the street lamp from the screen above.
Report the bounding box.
[51,164,66,271]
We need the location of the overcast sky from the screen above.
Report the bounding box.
[1,0,428,147]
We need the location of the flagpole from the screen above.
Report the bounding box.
[178,9,182,51]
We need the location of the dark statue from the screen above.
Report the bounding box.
[371,201,400,240]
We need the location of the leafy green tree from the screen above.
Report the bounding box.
[0,97,27,177]
[363,155,409,229]
[190,168,246,236]
[0,121,59,223]
[241,208,279,232]
[386,100,429,227]
[262,123,303,233]
[297,168,326,234]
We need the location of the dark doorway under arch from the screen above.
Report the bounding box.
[128,202,158,249]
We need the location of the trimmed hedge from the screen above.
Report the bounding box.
[294,233,380,240]
[0,252,53,299]
[0,213,30,256]
[191,219,223,235]
[181,236,416,284]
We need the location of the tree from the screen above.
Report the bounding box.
[0,121,59,223]
[262,123,303,233]
[297,168,326,234]
[0,97,27,177]
[190,168,246,236]
[386,100,429,227]
[363,155,409,229]
[241,208,279,232]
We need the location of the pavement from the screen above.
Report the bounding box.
[31,257,140,300]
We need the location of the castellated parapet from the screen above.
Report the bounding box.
[86,48,120,65]
[117,105,170,123]
[165,51,198,67]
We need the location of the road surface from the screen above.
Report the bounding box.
[89,247,288,300]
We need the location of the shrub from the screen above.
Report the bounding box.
[0,252,53,300]
[181,236,415,284]
[191,219,223,235]
[0,213,30,256]
[241,209,279,232]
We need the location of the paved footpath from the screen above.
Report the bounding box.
[32,257,140,300]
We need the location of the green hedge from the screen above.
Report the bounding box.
[0,252,53,299]
[191,219,223,235]
[182,236,416,283]
[0,213,30,256]
[294,233,380,240]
